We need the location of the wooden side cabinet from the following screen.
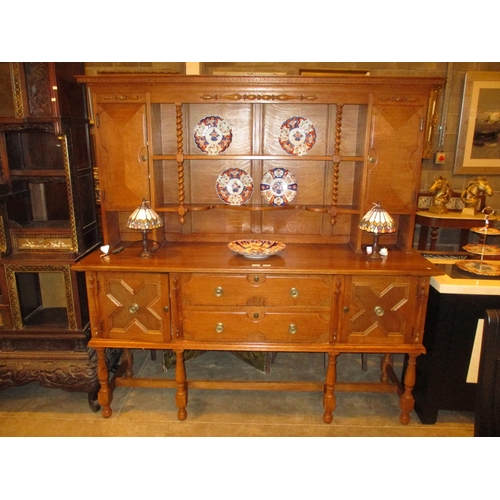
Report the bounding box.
[0,63,110,410]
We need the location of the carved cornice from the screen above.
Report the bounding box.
[200,93,318,102]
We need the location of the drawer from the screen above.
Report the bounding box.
[182,311,330,343]
[178,274,333,307]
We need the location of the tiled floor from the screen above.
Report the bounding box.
[0,350,474,437]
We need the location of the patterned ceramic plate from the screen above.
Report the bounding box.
[279,116,316,156]
[194,116,232,155]
[260,168,298,206]
[455,260,500,276]
[228,239,286,259]
[470,226,500,235]
[463,244,500,255]
[216,168,254,205]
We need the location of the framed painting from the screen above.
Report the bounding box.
[455,71,500,174]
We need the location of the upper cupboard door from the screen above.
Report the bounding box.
[95,100,150,210]
[365,100,426,213]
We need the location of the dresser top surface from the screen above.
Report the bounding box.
[73,242,442,277]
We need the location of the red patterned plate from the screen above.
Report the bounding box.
[279,116,316,156]
[215,168,254,205]
[194,116,232,155]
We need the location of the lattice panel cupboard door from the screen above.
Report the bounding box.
[97,272,170,343]
[365,99,426,214]
[340,275,421,345]
[94,100,150,211]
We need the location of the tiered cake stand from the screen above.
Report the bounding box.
[457,208,500,276]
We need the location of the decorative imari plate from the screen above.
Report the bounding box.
[228,239,286,259]
[279,116,316,156]
[194,116,232,155]
[260,168,298,206]
[215,168,254,205]
[455,260,500,276]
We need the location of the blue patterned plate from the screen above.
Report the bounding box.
[260,168,298,206]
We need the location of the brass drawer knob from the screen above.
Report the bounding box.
[214,286,223,297]
[374,306,385,317]
[253,312,259,319]
[290,287,299,298]
[128,303,139,314]
[254,275,260,283]
[215,322,224,333]
[289,323,297,335]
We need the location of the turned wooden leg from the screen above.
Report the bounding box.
[88,390,100,412]
[418,226,430,251]
[323,352,338,424]
[400,353,418,425]
[96,348,113,418]
[122,348,134,378]
[430,227,439,251]
[380,353,392,384]
[175,350,188,421]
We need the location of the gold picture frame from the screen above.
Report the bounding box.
[454,71,500,174]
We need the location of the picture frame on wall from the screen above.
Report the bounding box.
[455,71,500,174]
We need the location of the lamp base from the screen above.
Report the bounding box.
[366,250,382,261]
[365,233,382,261]
[139,230,152,258]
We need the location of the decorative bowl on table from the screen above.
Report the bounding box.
[228,239,286,259]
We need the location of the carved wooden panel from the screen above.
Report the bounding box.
[341,275,418,344]
[98,272,170,343]
[24,62,53,117]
